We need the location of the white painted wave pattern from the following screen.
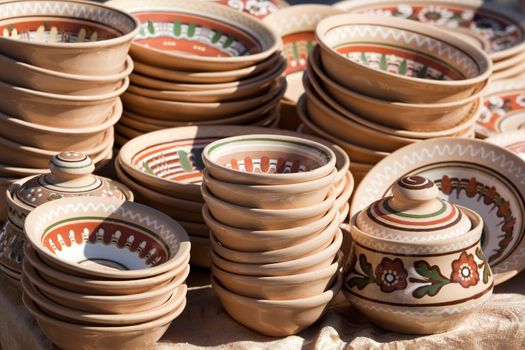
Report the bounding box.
[270,13,323,33]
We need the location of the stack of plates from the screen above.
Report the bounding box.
[106,0,286,147]
[21,197,191,350]
[0,0,139,220]
[298,14,492,185]
[336,0,525,81]
[201,134,344,336]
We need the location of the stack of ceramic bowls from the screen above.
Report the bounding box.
[0,152,133,284]
[105,0,285,147]
[336,0,525,81]
[201,134,344,336]
[21,196,191,350]
[0,0,139,216]
[298,14,492,185]
[116,126,353,268]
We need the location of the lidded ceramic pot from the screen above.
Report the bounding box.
[343,176,493,334]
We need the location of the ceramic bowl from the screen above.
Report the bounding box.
[203,167,336,209]
[0,53,133,95]
[211,271,342,337]
[132,52,281,84]
[23,259,190,313]
[315,14,492,103]
[22,293,186,350]
[202,134,336,185]
[23,196,191,280]
[188,235,211,268]
[177,221,209,238]
[0,78,128,128]
[0,220,24,273]
[121,78,285,122]
[209,210,339,264]
[217,0,289,19]
[335,171,354,214]
[22,272,187,326]
[0,0,140,76]
[202,184,335,230]
[308,46,485,132]
[24,244,189,295]
[210,228,342,276]
[106,0,281,71]
[212,250,343,300]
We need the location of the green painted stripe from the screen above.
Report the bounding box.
[380,53,388,71]
[223,36,234,49]
[177,150,193,171]
[382,198,448,218]
[399,58,407,75]
[142,161,154,175]
[292,41,300,60]
[360,52,368,65]
[417,64,428,78]
[187,23,196,37]
[173,20,181,36]
[306,40,314,53]
[147,20,154,34]
[212,30,222,44]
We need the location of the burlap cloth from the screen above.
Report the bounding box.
[0,266,523,350]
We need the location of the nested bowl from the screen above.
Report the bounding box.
[202,203,338,252]
[0,0,140,76]
[202,134,336,185]
[23,196,191,280]
[22,272,187,326]
[202,184,335,230]
[315,14,492,103]
[23,293,186,350]
[23,259,190,313]
[211,271,342,337]
[189,235,211,268]
[0,77,128,128]
[210,210,339,264]
[203,167,336,209]
[0,53,133,96]
[106,0,281,71]
[212,250,343,300]
[24,245,189,296]
[210,228,342,276]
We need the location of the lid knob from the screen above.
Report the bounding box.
[46,152,95,186]
[391,176,440,203]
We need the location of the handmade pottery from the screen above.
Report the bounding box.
[189,235,211,268]
[202,134,336,185]
[203,203,338,252]
[106,0,281,71]
[335,0,525,61]
[210,229,342,276]
[211,272,342,337]
[177,221,209,238]
[0,221,24,273]
[486,130,525,160]
[351,138,525,285]
[23,196,191,280]
[344,176,493,334]
[0,78,128,128]
[211,0,289,19]
[22,293,186,350]
[335,171,354,216]
[212,250,342,300]
[0,0,140,75]
[491,59,525,81]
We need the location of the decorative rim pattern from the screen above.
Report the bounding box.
[214,0,288,19]
[486,130,525,161]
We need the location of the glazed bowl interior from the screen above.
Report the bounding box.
[23,196,191,279]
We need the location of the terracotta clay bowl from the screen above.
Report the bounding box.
[0,53,133,96]
[210,228,342,276]
[24,244,190,296]
[0,0,140,76]
[203,167,337,209]
[0,78,128,128]
[22,272,187,326]
[211,272,342,337]
[121,78,285,122]
[335,171,354,213]
[308,46,486,132]
[315,14,492,103]
[209,210,339,264]
[188,235,211,268]
[23,259,190,313]
[202,203,338,252]
[106,0,281,71]
[0,99,121,151]
[212,250,343,300]
[22,293,186,350]
[202,134,336,185]
[202,184,335,230]
[23,196,191,280]
[132,52,281,84]
[0,220,24,273]
[178,221,209,238]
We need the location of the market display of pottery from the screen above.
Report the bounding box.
[0,0,138,220]
[105,0,286,146]
[201,134,344,336]
[336,0,525,81]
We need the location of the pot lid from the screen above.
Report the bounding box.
[16,152,129,208]
[356,176,471,241]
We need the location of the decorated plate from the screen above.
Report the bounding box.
[486,130,525,160]
[210,0,289,19]
[335,0,525,61]
[350,138,525,285]
[477,79,525,138]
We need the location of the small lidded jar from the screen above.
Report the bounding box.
[343,176,493,334]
